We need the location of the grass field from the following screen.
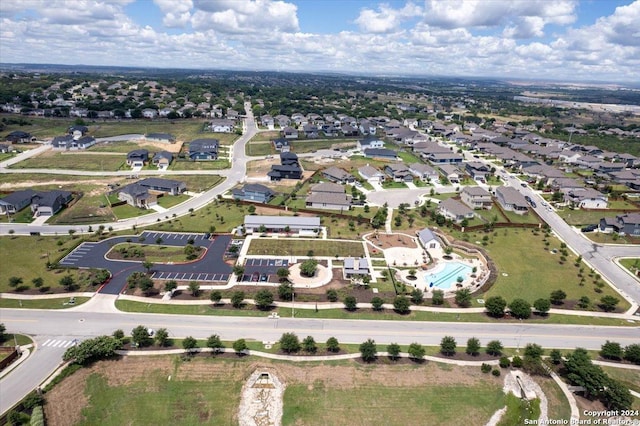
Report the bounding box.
[1,334,33,347]
[107,243,201,263]
[245,142,275,156]
[171,159,230,170]
[600,366,640,394]
[43,355,516,426]
[9,151,127,171]
[477,228,630,311]
[0,297,90,309]
[619,258,640,276]
[246,238,364,257]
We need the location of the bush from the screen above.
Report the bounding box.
[410,288,424,304]
[499,356,511,368]
[359,338,377,362]
[512,355,523,368]
[343,295,357,311]
[485,296,507,317]
[509,298,532,319]
[550,289,567,305]
[30,405,45,426]
[370,296,384,311]
[231,291,245,308]
[63,335,122,365]
[279,332,301,353]
[440,336,456,356]
[624,344,640,365]
[454,288,472,307]
[254,289,274,310]
[233,339,247,354]
[431,289,444,305]
[492,368,501,377]
[326,289,338,302]
[549,349,563,365]
[393,296,411,314]
[210,290,222,303]
[408,342,425,360]
[466,337,481,356]
[326,337,340,353]
[600,341,623,360]
[481,363,492,373]
[486,340,503,356]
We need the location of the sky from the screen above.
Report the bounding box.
[0,0,638,83]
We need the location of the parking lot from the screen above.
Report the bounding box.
[241,258,289,282]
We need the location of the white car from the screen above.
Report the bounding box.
[147,328,155,337]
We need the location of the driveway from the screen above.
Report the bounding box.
[59,231,232,295]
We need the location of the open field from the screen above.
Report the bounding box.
[246,141,275,156]
[0,117,76,139]
[247,238,364,257]
[9,151,127,171]
[90,120,208,141]
[43,355,513,426]
[479,228,629,311]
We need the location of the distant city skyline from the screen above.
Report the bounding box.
[0,0,638,83]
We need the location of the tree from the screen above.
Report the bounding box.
[549,289,567,305]
[142,260,154,274]
[602,379,633,412]
[387,343,401,360]
[138,276,155,296]
[624,344,640,365]
[410,288,424,304]
[370,296,384,311]
[485,296,507,317]
[578,296,590,309]
[454,288,472,307]
[32,277,44,288]
[254,289,274,310]
[431,289,444,305]
[164,280,178,292]
[210,290,222,304]
[408,342,425,361]
[326,337,340,353]
[155,328,169,347]
[62,335,122,365]
[509,298,532,319]
[182,336,198,353]
[59,275,76,291]
[300,258,318,277]
[207,334,225,354]
[231,291,245,308]
[8,276,22,288]
[533,298,551,315]
[599,295,619,312]
[600,341,623,360]
[112,329,125,340]
[486,340,503,356]
[232,265,245,278]
[393,296,411,314]
[440,336,456,356]
[524,343,544,360]
[326,289,338,302]
[466,338,481,356]
[279,332,300,353]
[302,336,317,353]
[0,323,6,344]
[278,282,294,301]
[359,338,377,362]
[233,338,247,354]
[276,267,290,282]
[344,295,357,311]
[131,325,152,348]
[549,349,563,365]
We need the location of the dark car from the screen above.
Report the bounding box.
[260,273,268,282]
[525,195,532,203]
[581,224,598,232]
[530,201,537,208]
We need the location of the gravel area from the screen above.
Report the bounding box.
[238,369,284,426]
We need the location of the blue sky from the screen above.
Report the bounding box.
[1,0,638,82]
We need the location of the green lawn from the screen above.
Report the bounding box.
[246,238,364,257]
[619,258,640,277]
[479,228,629,311]
[382,181,408,189]
[111,203,150,220]
[90,120,209,142]
[283,373,506,426]
[0,297,90,309]
[0,117,76,139]
[157,194,190,208]
[1,334,33,347]
[9,151,127,171]
[145,199,251,233]
[290,139,356,153]
[170,159,230,170]
[245,142,275,156]
[107,243,201,263]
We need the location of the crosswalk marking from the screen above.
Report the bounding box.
[41,339,77,348]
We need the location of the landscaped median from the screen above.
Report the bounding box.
[114,297,637,326]
[0,294,91,309]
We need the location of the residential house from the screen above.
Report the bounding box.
[189,139,219,161]
[118,184,152,208]
[126,149,149,167]
[282,126,299,139]
[358,165,385,184]
[425,152,464,164]
[274,115,291,128]
[0,144,10,153]
[268,152,302,181]
[364,148,397,161]
[341,124,359,137]
[243,215,320,235]
[137,178,186,195]
[438,198,475,223]
[438,164,461,183]
[146,133,176,143]
[461,186,492,210]
[303,124,319,138]
[6,131,33,143]
[321,166,355,184]
[51,135,75,150]
[30,190,73,217]
[260,115,274,128]
[495,186,528,214]
[209,119,235,133]
[158,107,174,117]
[272,138,291,152]
[141,108,158,119]
[384,163,413,182]
[465,162,491,182]
[409,163,439,182]
[226,108,239,120]
[305,182,352,210]
[357,137,384,151]
[343,257,370,279]
[0,189,37,215]
[417,228,442,250]
[358,119,376,135]
[563,188,608,209]
[68,125,88,139]
[599,213,640,236]
[152,151,173,169]
[232,184,275,203]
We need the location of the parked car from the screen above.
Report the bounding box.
[260,273,268,282]
[581,224,598,232]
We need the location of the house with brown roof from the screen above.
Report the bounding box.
[461,186,492,210]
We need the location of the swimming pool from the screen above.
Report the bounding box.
[424,262,473,290]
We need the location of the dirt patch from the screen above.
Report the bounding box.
[365,232,418,249]
[43,367,92,426]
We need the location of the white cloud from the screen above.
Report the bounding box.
[354,2,421,34]
[154,0,193,28]
[190,0,299,34]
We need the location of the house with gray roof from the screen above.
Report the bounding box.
[189,138,219,161]
[495,186,528,214]
[438,198,474,223]
[417,228,442,250]
[244,215,321,235]
[152,151,173,169]
[321,166,355,184]
[599,213,640,236]
[306,182,351,210]
[118,184,151,208]
[461,186,492,210]
[146,133,176,143]
[364,148,397,161]
[384,163,413,182]
[563,188,608,209]
[343,257,370,278]
[30,190,72,217]
[126,149,149,167]
[409,163,439,181]
[358,165,385,184]
[232,184,275,203]
[137,178,186,195]
[0,189,37,215]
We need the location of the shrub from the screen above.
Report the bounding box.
[231,291,245,308]
[509,298,532,319]
[431,289,444,305]
[370,296,384,311]
[343,295,357,311]
[512,355,523,368]
[624,344,640,365]
[481,363,492,373]
[499,356,511,368]
[486,340,503,356]
[492,368,501,377]
[326,289,338,302]
[326,337,340,353]
[393,296,411,314]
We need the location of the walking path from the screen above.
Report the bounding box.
[384,207,393,233]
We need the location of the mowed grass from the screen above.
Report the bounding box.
[282,373,505,426]
[0,297,90,309]
[9,151,127,171]
[247,238,364,257]
[90,120,208,141]
[600,366,640,394]
[619,258,640,276]
[479,228,629,310]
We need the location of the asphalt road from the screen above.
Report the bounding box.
[1,306,639,415]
